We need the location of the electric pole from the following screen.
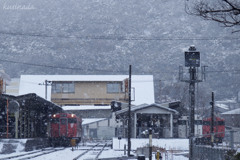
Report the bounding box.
[179,46,206,160]
[189,66,196,160]
[39,80,52,100]
[128,65,132,157]
[149,128,153,160]
[210,92,215,147]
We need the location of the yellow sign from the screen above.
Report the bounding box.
[71,139,76,147]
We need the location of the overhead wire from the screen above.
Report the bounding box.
[0,31,239,41]
[0,58,178,74]
[1,58,240,75]
[206,69,240,73]
[0,31,239,77]
[0,58,128,73]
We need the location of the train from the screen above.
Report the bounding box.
[48,113,82,147]
[178,116,225,144]
[200,117,225,144]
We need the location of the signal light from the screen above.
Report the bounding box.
[111,101,122,112]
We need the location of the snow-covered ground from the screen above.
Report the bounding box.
[0,138,189,160]
[0,139,27,154]
[111,138,189,160]
[112,138,189,151]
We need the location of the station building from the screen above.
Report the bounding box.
[17,75,161,139]
[15,75,179,140]
[115,103,179,139]
[0,93,62,139]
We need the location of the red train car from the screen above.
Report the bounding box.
[202,117,225,143]
[49,113,82,146]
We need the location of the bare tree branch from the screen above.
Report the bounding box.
[186,0,240,32]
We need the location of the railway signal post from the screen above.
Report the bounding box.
[210,92,215,147]
[179,46,206,160]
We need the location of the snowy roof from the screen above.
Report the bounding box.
[62,105,111,110]
[115,103,179,115]
[221,108,240,115]
[82,118,107,125]
[216,99,236,104]
[19,75,155,105]
[215,103,229,110]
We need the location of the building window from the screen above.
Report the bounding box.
[107,82,121,93]
[52,82,75,93]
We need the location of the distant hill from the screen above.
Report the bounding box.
[0,0,239,100]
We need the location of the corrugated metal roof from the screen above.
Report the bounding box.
[62,105,110,110]
[221,108,240,115]
[115,103,179,115]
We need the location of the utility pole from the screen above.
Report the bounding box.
[39,80,52,100]
[189,66,196,159]
[6,99,8,138]
[210,92,215,147]
[128,65,132,157]
[0,78,3,94]
[179,46,206,160]
[45,80,48,99]
[149,128,153,160]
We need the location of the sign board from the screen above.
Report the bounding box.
[185,51,200,67]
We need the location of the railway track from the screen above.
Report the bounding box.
[73,143,108,160]
[0,147,65,160]
[0,140,112,160]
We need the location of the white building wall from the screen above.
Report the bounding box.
[97,126,115,139]
[19,75,155,104]
[6,78,20,96]
[83,115,118,139]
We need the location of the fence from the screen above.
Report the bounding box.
[192,130,240,160]
[193,145,231,160]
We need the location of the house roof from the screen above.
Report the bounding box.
[19,75,155,105]
[115,103,179,115]
[0,93,62,113]
[221,108,240,115]
[215,103,229,110]
[82,118,107,125]
[62,105,111,110]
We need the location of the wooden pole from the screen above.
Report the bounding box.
[6,99,9,138]
[127,65,132,156]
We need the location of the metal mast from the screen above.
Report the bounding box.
[179,46,206,160]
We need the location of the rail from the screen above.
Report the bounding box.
[72,143,109,160]
[95,143,107,160]
[0,147,65,160]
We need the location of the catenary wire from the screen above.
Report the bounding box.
[0,31,239,41]
[0,58,177,74]
[1,58,240,75]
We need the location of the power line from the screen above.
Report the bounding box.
[0,31,239,41]
[0,58,128,73]
[206,70,240,73]
[1,58,240,75]
[0,58,177,74]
